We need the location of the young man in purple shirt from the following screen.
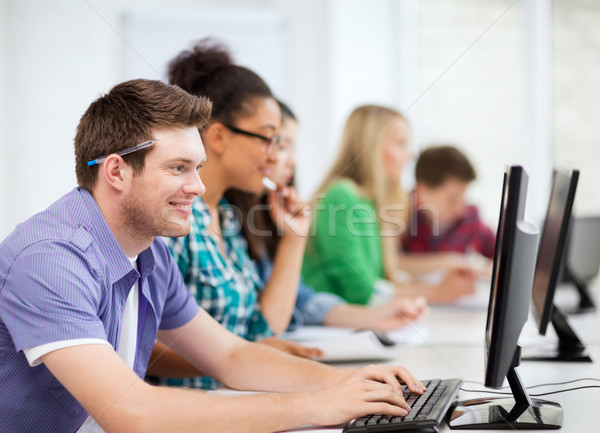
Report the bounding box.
[0,79,423,433]
[400,146,495,281]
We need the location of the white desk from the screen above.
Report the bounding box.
[284,283,600,432]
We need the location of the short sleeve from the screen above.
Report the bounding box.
[153,239,199,330]
[0,240,107,352]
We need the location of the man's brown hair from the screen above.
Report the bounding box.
[75,78,212,191]
[415,145,476,188]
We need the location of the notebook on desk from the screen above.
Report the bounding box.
[283,325,429,363]
[302,330,396,363]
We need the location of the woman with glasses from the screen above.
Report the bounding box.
[225,101,427,331]
[302,105,477,306]
[155,40,316,389]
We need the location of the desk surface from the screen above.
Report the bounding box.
[284,282,600,432]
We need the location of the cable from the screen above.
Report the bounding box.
[462,377,600,390]
[530,385,600,397]
[459,388,510,395]
[527,377,600,389]
[460,379,600,397]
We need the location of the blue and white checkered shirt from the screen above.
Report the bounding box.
[165,197,273,389]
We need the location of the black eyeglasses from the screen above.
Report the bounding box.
[225,125,281,155]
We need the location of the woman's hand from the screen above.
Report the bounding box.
[267,186,311,238]
[350,296,428,331]
[258,336,323,359]
[370,296,428,330]
[430,268,477,303]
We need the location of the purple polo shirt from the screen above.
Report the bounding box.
[0,187,199,432]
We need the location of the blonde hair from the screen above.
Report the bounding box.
[313,104,410,279]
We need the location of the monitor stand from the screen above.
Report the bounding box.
[448,346,563,429]
[522,305,592,363]
[562,266,596,314]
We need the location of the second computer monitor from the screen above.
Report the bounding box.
[527,169,591,362]
[561,214,600,313]
[531,169,579,333]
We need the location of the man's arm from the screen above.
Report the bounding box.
[42,344,316,433]
[43,310,424,433]
[146,340,204,378]
[157,309,344,392]
[146,337,321,379]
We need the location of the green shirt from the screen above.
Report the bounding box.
[302,180,384,305]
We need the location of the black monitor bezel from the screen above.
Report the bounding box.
[485,165,528,388]
[449,165,564,430]
[531,169,579,335]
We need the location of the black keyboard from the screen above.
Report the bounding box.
[343,378,462,432]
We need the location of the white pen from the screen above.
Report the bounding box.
[263,177,311,217]
[262,177,278,191]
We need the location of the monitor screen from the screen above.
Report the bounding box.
[523,169,591,362]
[560,214,600,313]
[484,165,538,388]
[531,170,579,334]
[449,166,563,430]
[566,215,600,282]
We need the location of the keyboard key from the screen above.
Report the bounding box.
[343,378,462,433]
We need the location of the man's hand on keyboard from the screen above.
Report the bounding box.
[306,364,426,427]
[344,364,426,394]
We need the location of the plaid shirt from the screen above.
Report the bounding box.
[402,204,496,259]
[165,197,273,389]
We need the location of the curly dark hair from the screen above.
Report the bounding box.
[168,38,273,125]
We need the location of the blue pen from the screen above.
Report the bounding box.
[87,139,159,166]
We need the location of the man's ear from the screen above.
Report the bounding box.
[203,123,228,156]
[99,155,132,192]
[415,181,436,204]
[415,181,427,195]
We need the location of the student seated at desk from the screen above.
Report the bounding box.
[302,105,476,306]
[160,40,318,389]
[225,100,427,332]
[400,145,495,276]
[0,78,424,433]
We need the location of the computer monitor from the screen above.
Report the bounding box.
[525,169,591,362]
[448,166,563,429]
[560,214,600,314]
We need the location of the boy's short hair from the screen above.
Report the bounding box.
[75,79,212,191]
[415,145,476,188]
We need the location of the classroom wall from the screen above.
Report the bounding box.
[1,0,599,241]
[415,0,527,226]
[553,0,600,217]
[0,0,331,240]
